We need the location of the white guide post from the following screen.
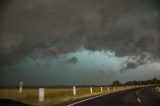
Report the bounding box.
[101,87,103,92]
[114,87,116,91]
[19,82,23,94]
[73,86,76,96]
[108,87,110,91]
[90,87,93,94]
[39,88,44,102]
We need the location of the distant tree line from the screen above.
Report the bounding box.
[112,77,160,86]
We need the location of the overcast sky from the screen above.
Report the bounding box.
[0,0,160,86]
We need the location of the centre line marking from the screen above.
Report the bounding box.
[137,98,141,103]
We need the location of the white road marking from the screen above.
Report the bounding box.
[137,98,141,103]
[67,93,111,106]
[136,91,142,103]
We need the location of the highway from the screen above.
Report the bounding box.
[0,86,159,106]
[57,86,160,106]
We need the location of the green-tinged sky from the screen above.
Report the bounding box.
[0,0,160,86]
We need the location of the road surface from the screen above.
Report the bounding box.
[55,86,160,106]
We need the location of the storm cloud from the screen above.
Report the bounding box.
[0,0,160,84]
[67,56,78,64]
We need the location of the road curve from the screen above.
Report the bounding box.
[56,86,160,106]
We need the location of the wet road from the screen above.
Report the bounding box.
[57,86,160,106]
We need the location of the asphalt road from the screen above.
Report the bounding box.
[56,86,160,106]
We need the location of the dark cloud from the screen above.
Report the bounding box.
[0,0,160,68]
[30,47,57,60]
[0,0,10,14]
[120,62,137,73]
[67,56,78,64]
[120,52,154,72]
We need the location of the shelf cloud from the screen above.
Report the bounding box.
[0,0,160,85]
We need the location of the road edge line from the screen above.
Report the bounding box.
[67,92,110,106]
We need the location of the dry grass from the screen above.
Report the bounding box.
[0,88,38,105]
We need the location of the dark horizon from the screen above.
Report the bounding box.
[0,77,159,88]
